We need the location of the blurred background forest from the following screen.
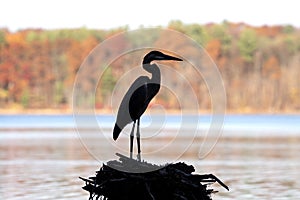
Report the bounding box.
[0,20,300,113]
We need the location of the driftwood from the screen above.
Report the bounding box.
[80,153,229,200]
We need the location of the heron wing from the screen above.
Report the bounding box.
[129,78,150,120]
[115,76,148,130]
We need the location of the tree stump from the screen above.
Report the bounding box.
[80,153,229,200]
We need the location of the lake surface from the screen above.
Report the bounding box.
[0,114,300,199]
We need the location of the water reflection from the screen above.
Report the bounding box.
[0,123,300,199]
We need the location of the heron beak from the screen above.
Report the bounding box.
[158,53,183,61]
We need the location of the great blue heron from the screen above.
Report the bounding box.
[113,51,182,161]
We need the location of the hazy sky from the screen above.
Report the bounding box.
[1,0,299,31]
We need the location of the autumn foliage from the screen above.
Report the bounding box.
[0,21,300,113]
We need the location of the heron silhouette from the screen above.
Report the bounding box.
[113,51,182,161]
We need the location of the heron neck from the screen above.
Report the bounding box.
[143,63,161,84]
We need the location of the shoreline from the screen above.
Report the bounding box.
[1,108,300,115]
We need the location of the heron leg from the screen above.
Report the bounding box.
[136,118,141,161]
[130,121,136,159]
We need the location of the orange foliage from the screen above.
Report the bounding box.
[5,32,26,46]
[205,39,221,61]
[262,56,281,80]
[256,25,282,37]
[0,22,300,112]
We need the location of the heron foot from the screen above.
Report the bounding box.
[137,153,141,162]
[130,152,133,160]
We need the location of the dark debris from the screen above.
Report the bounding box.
[80,154,228,200]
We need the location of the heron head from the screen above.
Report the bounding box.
[143,51,182,64]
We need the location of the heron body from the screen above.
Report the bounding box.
[113,51,182,160]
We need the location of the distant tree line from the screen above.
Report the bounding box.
[0,21,299,112]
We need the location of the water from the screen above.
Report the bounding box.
[0,114,300,199]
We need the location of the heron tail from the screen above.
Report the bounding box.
[113,124,122,140]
